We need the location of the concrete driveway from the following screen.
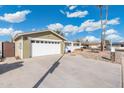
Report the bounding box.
[38,54,121,88]
[0,55,62,88]
[0,54,122,88]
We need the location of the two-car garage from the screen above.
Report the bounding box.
[14,30,66,59]
[31,39,61,57]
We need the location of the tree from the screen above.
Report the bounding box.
[74,39,80,42]
[54,30,65,37]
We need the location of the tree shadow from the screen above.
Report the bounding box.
[0,61,24,74]
[33,55,64,88]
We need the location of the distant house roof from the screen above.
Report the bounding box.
[112,42,124,45]
[14,30,67,41]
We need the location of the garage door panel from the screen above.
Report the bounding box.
[31,40,61,57]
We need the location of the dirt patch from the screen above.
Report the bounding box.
[76,49,122,64]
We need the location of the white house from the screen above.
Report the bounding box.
[65,41,82,52]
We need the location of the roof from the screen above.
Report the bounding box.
[14,30,67,41]
[112,42,124,45]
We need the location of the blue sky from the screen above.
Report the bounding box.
[0,5,124,42]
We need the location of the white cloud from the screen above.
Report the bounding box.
[79,19,101,32]
[11,30,22,37]
[0,10,31,23]
[47,23,64,31]
[66,10,88,18]
[80,36,100,43]
[79,18,120,32]
[0,28,13,35]
[107,18,120,25]
[105,29,117,35]
[68,5,77,10]
[47,18,120,36]
[63,25,78,34]
[0,27,23,37]
[106,34,123,42]
[105,29,123,42]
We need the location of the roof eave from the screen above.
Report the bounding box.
[14,30,67,41]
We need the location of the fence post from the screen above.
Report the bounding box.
[111,47,115,62]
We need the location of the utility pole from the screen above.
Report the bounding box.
[99,5,104,51]
[99,5,108,52]
[103,5,108,51]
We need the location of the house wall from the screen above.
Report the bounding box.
[89,44,100,48]
[61,42,65,54]
[23,31,65,59]
[23,37,30,58]
[65,42,82,52]
[14,37,23,58]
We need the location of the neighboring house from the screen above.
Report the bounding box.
[65,41,82,52]
[65,41,101,52]
[112,42,124,51]
[13,30,66,59]
[81,43,100,49]
[106,42,124,51]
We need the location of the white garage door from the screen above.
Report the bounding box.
[31,39,61,57]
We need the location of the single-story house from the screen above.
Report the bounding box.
[106,42,124,51]
[81,43,101,49]
[13,30,66,59]
[65,41,82,52]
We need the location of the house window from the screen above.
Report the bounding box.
[67,43,71,46]
[52,42,54,44]
[77,44,79,46]
[36,41,39,43]
[74,43,79,46]
[121,44,124,47]
[31,40,35,43]
[48,41,51,44]
[45,41,48,43]
[41,41,44,43]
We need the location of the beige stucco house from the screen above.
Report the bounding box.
[14,30,66,59]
